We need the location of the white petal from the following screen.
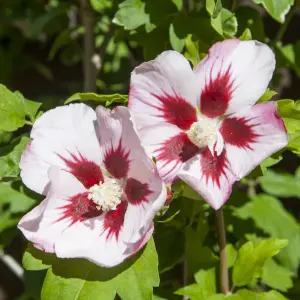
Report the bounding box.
[137,123,199,184]
[18,168,87,253]
[220,102,288,179]
[20,104,102,195]
[195,39,275,118]
[177,149,237,210]
[96,106,167,243]
[129,50,198,130]
[19,167,152,267]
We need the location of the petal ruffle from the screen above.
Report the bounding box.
[129,50,198,130]
[219,102,288,179]
[20,104,102,194]
[177,148,237,209]
[195,39,275,118]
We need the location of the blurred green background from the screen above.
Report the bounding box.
[1,0,300,299]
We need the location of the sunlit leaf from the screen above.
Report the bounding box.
[232,239,287,286]
[258,170,300,197]
[0,136,30,178]
[169,23,185,52]
[175,268,216,300]
[235,194,300,271]
[237,289,288,299]
[0,84,26,131]
[113,0,150,30]
[28,238,159,300]
[15,91,42,122]
[65,92,128,106]
[252,0,294,23]
[0,182,36,213]
[262,258,294,292]
[257,89,277,103]
[239,28,252,40]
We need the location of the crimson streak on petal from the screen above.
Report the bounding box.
[57,192,102,225]
[125,178,152,205]
[59,153,104,189]
[104,140,130,179]
[220,117,260,149]
[200,65,234,118]
[155,132,199,164]
[104,201,128,240]
[152,92,197,130]
[200,147,229,188]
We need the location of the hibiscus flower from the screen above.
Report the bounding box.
[18,104,166,267]
[128,39,288,209]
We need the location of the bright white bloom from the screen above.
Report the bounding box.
[18,104,166,267]
[129,39,288,209]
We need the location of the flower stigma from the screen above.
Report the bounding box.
[88,178,122,211]
[186,117,223,155]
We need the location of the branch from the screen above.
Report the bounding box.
[80,0,97,92]
[215,208,230,295]
[0,249,24,280]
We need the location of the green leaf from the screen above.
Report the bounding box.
[49,29,71,60]
[277,99,300,153]
[0,130,13,146]
[206,0,223,18]
[0,136,30,178]
[0,211,19,233]
[169,23,185,52]
[175,284,203,300]
[157,210,180,223]
[65,92,128,106]
[235,6,264,41]
[14,91,42,122]
[208,295,243,300]
[152,295,168,300]
[276,43,300,77]
[171,0,183,10]
[0,84,26,131]
[175,268,216,300]
[234,194,300,271]
[277,99,300,119]
[226,244,237,268]
[252,0,294,23]
[39,238,159,300]
[257,89,277,103]
[184,35,201,68]
[220,8,237,38]
[239,28,252,40]
[24,99,42,121]
[237,289,288,299]
[90,0,112,12]
[211,13,223,36]
[0,182,36,213]
[155,226,184,273]
[262,258,293,292]
[258,170,300,197]
[260,154,283,174]
[23,244,56,271]
[113,0,150,30]
[185,227,218,276]
[232,239,287,286]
